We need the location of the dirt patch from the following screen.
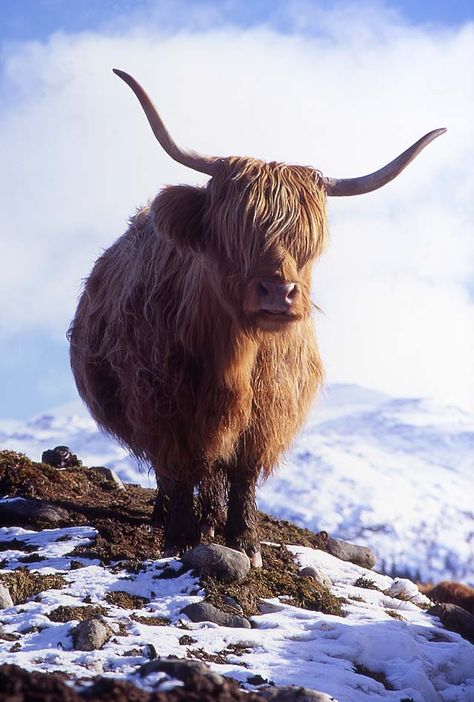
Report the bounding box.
[202,543,343,618]
[0,568,66,605]
[105,591,149,610]
[131,614,170,626]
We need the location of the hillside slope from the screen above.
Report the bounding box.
[1,384,473,583]
[0,451,473,702]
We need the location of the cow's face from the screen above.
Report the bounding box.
[205,158,328,331]
[151,158,328,332]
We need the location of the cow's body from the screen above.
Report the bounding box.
[69,69,445,563]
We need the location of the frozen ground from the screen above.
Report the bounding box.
[1,384,473,583]
[0,522,473,701]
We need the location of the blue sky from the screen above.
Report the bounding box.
[0,0,473,420]
[0,0,473,42]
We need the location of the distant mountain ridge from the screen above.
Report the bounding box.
[1,384,473,583]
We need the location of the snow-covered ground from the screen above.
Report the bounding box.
[1,384,473,584]
[0,523,473,701]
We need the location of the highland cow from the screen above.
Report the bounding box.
[68,69,445,565]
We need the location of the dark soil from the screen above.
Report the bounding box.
[0,664,268,702]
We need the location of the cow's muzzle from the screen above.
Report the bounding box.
[257,281,299,314]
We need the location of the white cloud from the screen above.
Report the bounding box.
[0,4,473,410]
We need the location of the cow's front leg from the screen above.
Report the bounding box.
[160,480,201,556]
[224,468,262,567]
[199,462,228,538]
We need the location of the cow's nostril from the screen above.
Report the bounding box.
[286,284,298,302]
[258,282,270,298]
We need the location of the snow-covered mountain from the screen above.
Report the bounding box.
[1,384,473,584]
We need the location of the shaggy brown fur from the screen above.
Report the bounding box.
[420,581,474,615]
[69,158,327,557]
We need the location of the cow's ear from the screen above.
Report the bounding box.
[151,185,206,250]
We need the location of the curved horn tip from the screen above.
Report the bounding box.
[113,68,130,80]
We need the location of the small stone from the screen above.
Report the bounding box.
[260,685,337,701]
[299,567,332,589]
[262,686,336,701]
[92,466,125,490]
[182,543,250,583]
[429,603,474,644]
[0,498,69,527]
[72,618,113,651]
[0,584,13,609]
[318,531,376,569]
[181,602,251,629]
[41,446,81,469]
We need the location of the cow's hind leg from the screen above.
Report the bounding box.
[151,476,173,528]
[224,468,262,567]
[160,480,200,556]
[199,462,228,538]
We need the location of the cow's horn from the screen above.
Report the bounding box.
[322,128,446,196]
[113,69,218,177]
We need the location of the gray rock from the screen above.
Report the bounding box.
[182,543,250,583]
[260,685,336,701]
[139,657,225,686]
[181,602,251,629]
[299,566,332,589]
[222,595,244,613]
[0,583,13,609]
[72,618,113,651]
[92,466,125,490]
[0,498,69,527]
[318,531,376,569]
[429,603,474,644]
[41,446,81,469]
[140,657,211,682]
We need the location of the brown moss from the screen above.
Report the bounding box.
[185,647,228,665]
[105,591,149,610]
[131,615,170,626]
[0,568,66,605]
[354,576,381,591]
[0,450,162,564]
[178,635,197,645]
[47,605,107,623]
[202,543,343,617]
[258,512,329,549]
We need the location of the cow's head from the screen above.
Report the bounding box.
[114,69,445,332]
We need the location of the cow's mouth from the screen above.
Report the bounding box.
[257,310,302,326]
